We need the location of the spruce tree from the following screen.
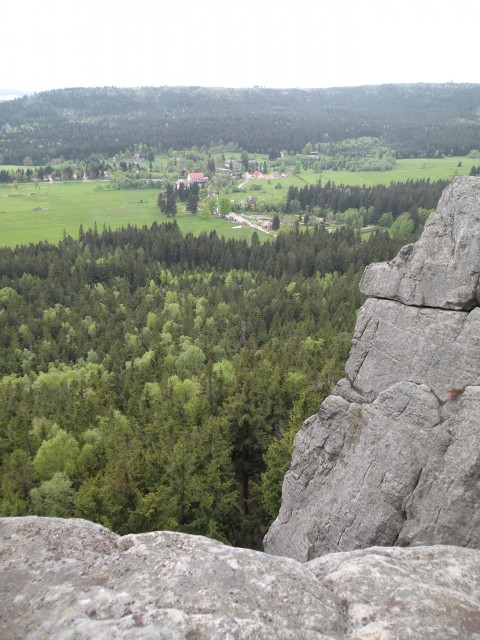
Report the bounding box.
[187,182,200,214]
[165,184,177,217]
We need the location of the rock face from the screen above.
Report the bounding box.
[1,516,480,639]
[264,176,480,562]
[360,176,480,310]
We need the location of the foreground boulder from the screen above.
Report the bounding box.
[1,517,480,639]
[265,177,480,562]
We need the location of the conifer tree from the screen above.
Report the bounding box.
[165,184,177,217]
[187,182,200,214]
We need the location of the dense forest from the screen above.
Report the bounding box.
[285,178,449,219]
[0,223,410,547]
[1,84,480,163]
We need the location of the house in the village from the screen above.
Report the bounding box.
[187,172,209,185]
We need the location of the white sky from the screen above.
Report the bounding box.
[2,0,479,92]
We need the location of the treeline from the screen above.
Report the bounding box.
[0,159,110,183]
[1,84,480,163]
[0,223,409,547]
[286,178,448,222]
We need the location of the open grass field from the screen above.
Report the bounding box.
[0,182,258,248]
[0,156,475,247]
[317,156,473,186]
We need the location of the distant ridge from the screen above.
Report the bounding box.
[0,88,28,101]
[1,84,480,162]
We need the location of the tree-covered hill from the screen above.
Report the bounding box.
[1,84,480,163]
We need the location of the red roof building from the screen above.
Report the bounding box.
[187,172,209,184]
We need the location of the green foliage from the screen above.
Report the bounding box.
[0,449,35,515]
[158,184,177,216]
[0,222,410,546]
[0,287,21,305]
[127,486,179,533]
[286,178,447,224]
[30,472,76,517]
[33,429,80,481]
[175,344,206,379]
[187,182,200,214]
[378,212,394,228]
[212,359,236,387]
[219,196,230,217]
[391,212,415,237]
[261,387,325,519]
[315,137,397,172]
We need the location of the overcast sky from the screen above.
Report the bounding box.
[2,0,479,93]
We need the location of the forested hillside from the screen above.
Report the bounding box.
[1,84,480,163]
[0,223,408,547]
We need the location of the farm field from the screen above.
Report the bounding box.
[0,181,258,247]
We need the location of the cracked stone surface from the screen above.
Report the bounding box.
[265,177,480,561]
[1,517,480,639]
[343,299,480,403]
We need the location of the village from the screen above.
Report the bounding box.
[176,166,295,235]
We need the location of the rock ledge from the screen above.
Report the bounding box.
[1,516,480,639]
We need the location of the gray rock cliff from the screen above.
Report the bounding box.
[1,517,480,639]
[360,176,480,310]
[264,176,480,562]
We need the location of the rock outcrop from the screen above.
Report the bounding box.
[1,516,480,639]
[360,176,480,310]
[264,176,480,562]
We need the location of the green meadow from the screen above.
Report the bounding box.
[317,156,472,186]
[0,156,474,247]
[0,182,258,247]
[231,156,473,206]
